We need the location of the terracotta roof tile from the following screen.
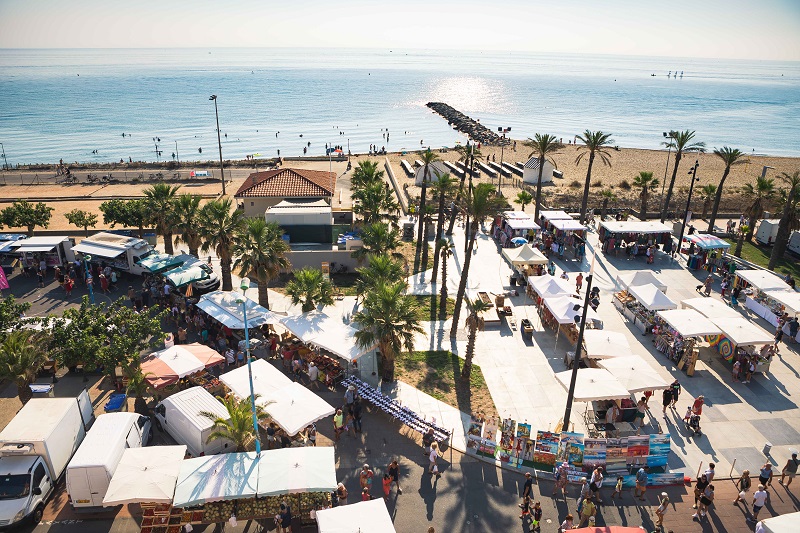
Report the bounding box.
[234,168,336,198]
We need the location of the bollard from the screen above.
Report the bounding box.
[730,458,737,478]
[696,461,703,480]
[763,442,772,455]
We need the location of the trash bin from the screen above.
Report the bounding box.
[29,384,54,398]
[763,442,773,455]
[104,393,128,413]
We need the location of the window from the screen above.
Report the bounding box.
[32,464,46,487]
[138,416,149,429]
[251,202,254,207]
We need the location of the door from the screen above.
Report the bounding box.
[86,467,110,507]
[68,469,92,507]
[126,425,141,449]
[31,463,51,509]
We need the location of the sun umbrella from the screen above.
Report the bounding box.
[511,237,528,246]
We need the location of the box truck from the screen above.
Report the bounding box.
[66,412,152,509]
[788,230,800,256]
[755,219,781,245]
[153,387,231,457]
[0,391,93,527]
[72,232,157,276]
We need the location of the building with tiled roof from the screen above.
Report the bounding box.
[235,168,336,217]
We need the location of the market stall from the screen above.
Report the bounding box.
[526,275,573,303]
[103,445,187,506]
[681,297,741,320]
[502,243,548,280]
[546,218,588,259]
[494,211,540,247]
[554,368,631,401]
[173,452,259,508]
[256,447,337,496]
[566,330,631,369]
[615,283,677,334]
[597,356,670,393]
[598,221,674,256]
[734,270,796,327]
[542,295,603,347]
[764,290,800,341]
[10,236,75,268]
[279,311,374,364]
[137,253,191,275]
[140,343,225,390]
[682,233,731,270]
[616,271,668,293]
[653,309,722,374]
[708,316,775,373]
[196,290,282,330]
[315,498,396,533]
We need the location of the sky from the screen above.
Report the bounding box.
[1,0,799,61]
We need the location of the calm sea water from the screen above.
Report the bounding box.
[1,48,799,165]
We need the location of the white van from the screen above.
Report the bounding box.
[153,387,231,457]
[66,413,151,510]
[72,232,156,276]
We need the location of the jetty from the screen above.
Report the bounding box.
[426,102,510,145]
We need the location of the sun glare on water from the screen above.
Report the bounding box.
[426,77,512,115]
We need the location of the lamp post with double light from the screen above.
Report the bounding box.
[209,95,227,196]
[497,127,511,194]
[236,277,261,456]
[675,160,700,258]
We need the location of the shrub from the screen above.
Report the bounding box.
[619,180,631,190]
[569,180,581,188]
[591,180,603,188]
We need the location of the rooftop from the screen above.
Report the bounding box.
[234,168,336,198]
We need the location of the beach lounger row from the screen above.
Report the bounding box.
[400,159,415,176]
[442,161,465,178]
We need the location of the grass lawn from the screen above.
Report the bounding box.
[724,239,800,279]
[411,294,455,322]
[395,350,497,421]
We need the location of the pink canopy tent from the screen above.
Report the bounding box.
[140,343,224,389]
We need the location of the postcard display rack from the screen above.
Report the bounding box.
[465,416,682,487]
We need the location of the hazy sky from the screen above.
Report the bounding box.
[1,0,799,61]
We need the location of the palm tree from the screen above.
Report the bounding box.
[447,143,482,235]
[514,190,534,212]
[143,183,181,255]
[0,330,47,404]
[173,193,203,257]
[524,134,564,220]
[462,298,491,379]
[125,365,155,415]
[354,254,405,302]
[733,224,749,258]
[353,282,423,382]
[350,160,384,190]
[707,147,749,233]
[769,171,800,270]
[599,189,616,220]
[451,183,507,338]
[352,181,400,226]
[698,184,717,220]
[232,218,291,309]
[198,198,244,291]
[351,222,404,264]
[661,130,706,222]
[633,171,659,221]
[200,395,266,453]
[286,267,334,312]
[742,176,775,242]
[438,239,454,319]
[415,148,440,272]
[430,172,457,284]
[575,130,614,223]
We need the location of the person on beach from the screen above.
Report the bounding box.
[749,485,769,522]
[780,452,799,486]
[734,470,751,505]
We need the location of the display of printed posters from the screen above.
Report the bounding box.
[626,435,650,468]
[498,448,512,463]
[522,439,534,462]
[480,438,497,456]
[605,438,628,474]
[501,417,515,435]
[516,423,532,440]
[557,432,584,467]
[484,418,499,441]
[533,431,559,466]
[564,465,585,484]
[583,438,607,472]
[499,419,516,455]
[513,437,526,458]
[468,415,483,437]
[647,434,671,468]
[466,434,482,453]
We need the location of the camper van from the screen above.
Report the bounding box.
[755,219,781,246]
[153,387,231,457]
[72,232,156,276]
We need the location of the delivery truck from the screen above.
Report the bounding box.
[66,412,152,509]
[153,387,231,457]
[0,391,93,527]
[72,232,157,276]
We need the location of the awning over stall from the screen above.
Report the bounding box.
[685,233,731,250]
[540,210,572,221]
[582,330,631,359]
[315,498,397,533]
[712,316,774,346]
[616,271,668,293]
[543,295,602,325]
[140,343,224,389]
[763,290,800,315]
[599,221,674,234]
[627,283,678,311]
[735,269,792,292]
[681,297,741,320]
[550,219,587,232]
[279,311,374,362]
[554,368,631,401]
[196,290,282,330]
[528,276,574,299]
[502,243,548,267]
[656,309,722,337]
[173,452,259,508]
[137,253,192,274]
[505,217,541,231]
[72,241,124,259]
[103,445,187,506]
[256,447,337,496]
[597,356,670,393]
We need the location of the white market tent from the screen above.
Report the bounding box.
[685,233,731,250]
[599,220,674,234]
[764,290,800,315]
[528,276,574,299]
[256,447,337,496]
[505,217,541,231]
[261,382,336,436]
[279,311,374,362]
[656,309,722,337]
[502,243,548,267]
[316,498,396,533]
[681,297,741,320]
[582,330,631,359]
[543,295,602,325]
[554,368,631,401]
[759,511,800,533]
[140,343,224,389]
[597,356,670,393]
[736,269,792,292]
[550,219,587,232]
[196,290,282,330]
[173,452,259,508]
[10,236,70,253]
[540,210,572,221]
[616,271,668,293]
[627,283,678,311]
[713,316,774,347]
[220,359,290,397]
[103,445,187,506]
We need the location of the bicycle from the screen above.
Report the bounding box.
[86,173,99,183]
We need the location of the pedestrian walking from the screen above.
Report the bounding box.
[577,477,591,512]
[577,497,596,527]
[333,409,345,441]
[382,473,391,500]
[758,463,774,488]
[779,452,799,486]
[692,484,714,520]
[531,501,542,531]
[692,395,705,416]
[352,398,363,433]
[774,325,784,349]
[693,474,709,508]
[64,276,74,297]
[610,475,624,501]
[655,492,670,529]
[669,379,681,408]
[428,442,442,477]
[521,471,533,501]
[749,485,768,522]
[635,396,647,434]
[590,466,604,503]
[335,483,348,506]
[552,462,568,498]
[519,494,532,520]
[387,459,402,494]
[703,275,713,296]
[662,387,673,415]
[732,359,741,382]
[344,385,357,413]
[276,502,292,533]
[559,514,574,532]
[36,269,44,288]
[734,470,751,505]
[359,464,374,491]
[720,279,729,298]
[576,273,584,292]
[307,361,320,389]
[634,466,649,500]
[731,285,742,306]
[704,463,716,482]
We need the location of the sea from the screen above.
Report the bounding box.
[1,47,799,165]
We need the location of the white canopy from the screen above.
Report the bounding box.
[763,290,800,315]
[685,233,731,250]
[528,275,574,299]
[280,311,373,362]
[627,283,678,311]
[681,297,741,320]
[173,452,259,508]
[582,330,631,359]
[543,295,602,325]
[103,445,186,506]
[760,511,800,533]
[10,236,69,252]
[316,498,396,533]
[221,359,291,397]
[736,269,792,292]
[261,382,336,436]
[505,218,541,231]
[554,368,631,401]
[597,356,670,393]
[196,290,282,330]
[616,271,668,293]
[256,447,338,496]
[600,220,673,234]
[540,210,572,221]
[713,316,774,347]
[656,309,722,337]
[140,343,224,389]
[503,243,548,267]
[550,219,587,232]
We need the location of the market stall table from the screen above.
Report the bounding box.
[598,220,674,255]
[280,311,374,364]
[682,233,731,270]
[527,275,574,303]
[618,283,677,334]
[542,295,603,347]
[103,445,187,506]
[654,308,722,372]
[315,498,396,533]
[708,316,775,373]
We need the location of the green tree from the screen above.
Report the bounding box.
[698,184,717,220]
[742,176,775,242]
[355,254,405,302]
[769,171,800,270]
[64,209,98,236]
[430,172,457,284]
[143,183,180,255]
[286,267,334,313]
[351,222,404,264]
[633,171,659,221]
[447,143,482,235]
[415,148,440,272]
[125,366,155,415]
[599,189,616,220]
[437,239,454,320]
[0,330,48,404]
[352,181,400,225]
[1,200,54,236]
[462,298,491,379]
[353,282,423,382]
[575,130,614,223]
[0,295,31,343]
[173,194,204,257]
[661,130,706,222]
[350,160,385,190]
[450,183,506,338]
[99,199,150,238]
[524,134,564,220]
[707,147,749,234]
[200,395,266,453]
[514,190,534,212]
[232,218,290,309]
[198,198,244,291]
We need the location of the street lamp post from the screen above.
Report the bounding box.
[237,277,261,456]
[660,131,676,211]
[675,160,700,257]
[82,254,95,304]
[497,127,511,194]
[209,95,227,196]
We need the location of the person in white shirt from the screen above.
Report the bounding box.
[307,361,320,390]
[749,485,768,522]
[590,466,604,503]
[704,463,716,483]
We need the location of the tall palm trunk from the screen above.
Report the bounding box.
[640,191,648,221]
[421,212,431,270]
[431,191,446,283]
[257,272,270,309]
[734,230,745,258]
[439,252,448,319]
[462,322,478,379]
[164,230,175,255]
[745,218,757,242]
[415,172,430,270]
[446,168,468,235]
[220,255,233,292]
[769,184,798,270]
[579,152,596,223]
[451,222,477,338]
[701,198,711,220]
[661,151,683,222]
[601,198,609,220]
[707,167,730,234]
[533,157,545,221]
[16,381,33,405]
